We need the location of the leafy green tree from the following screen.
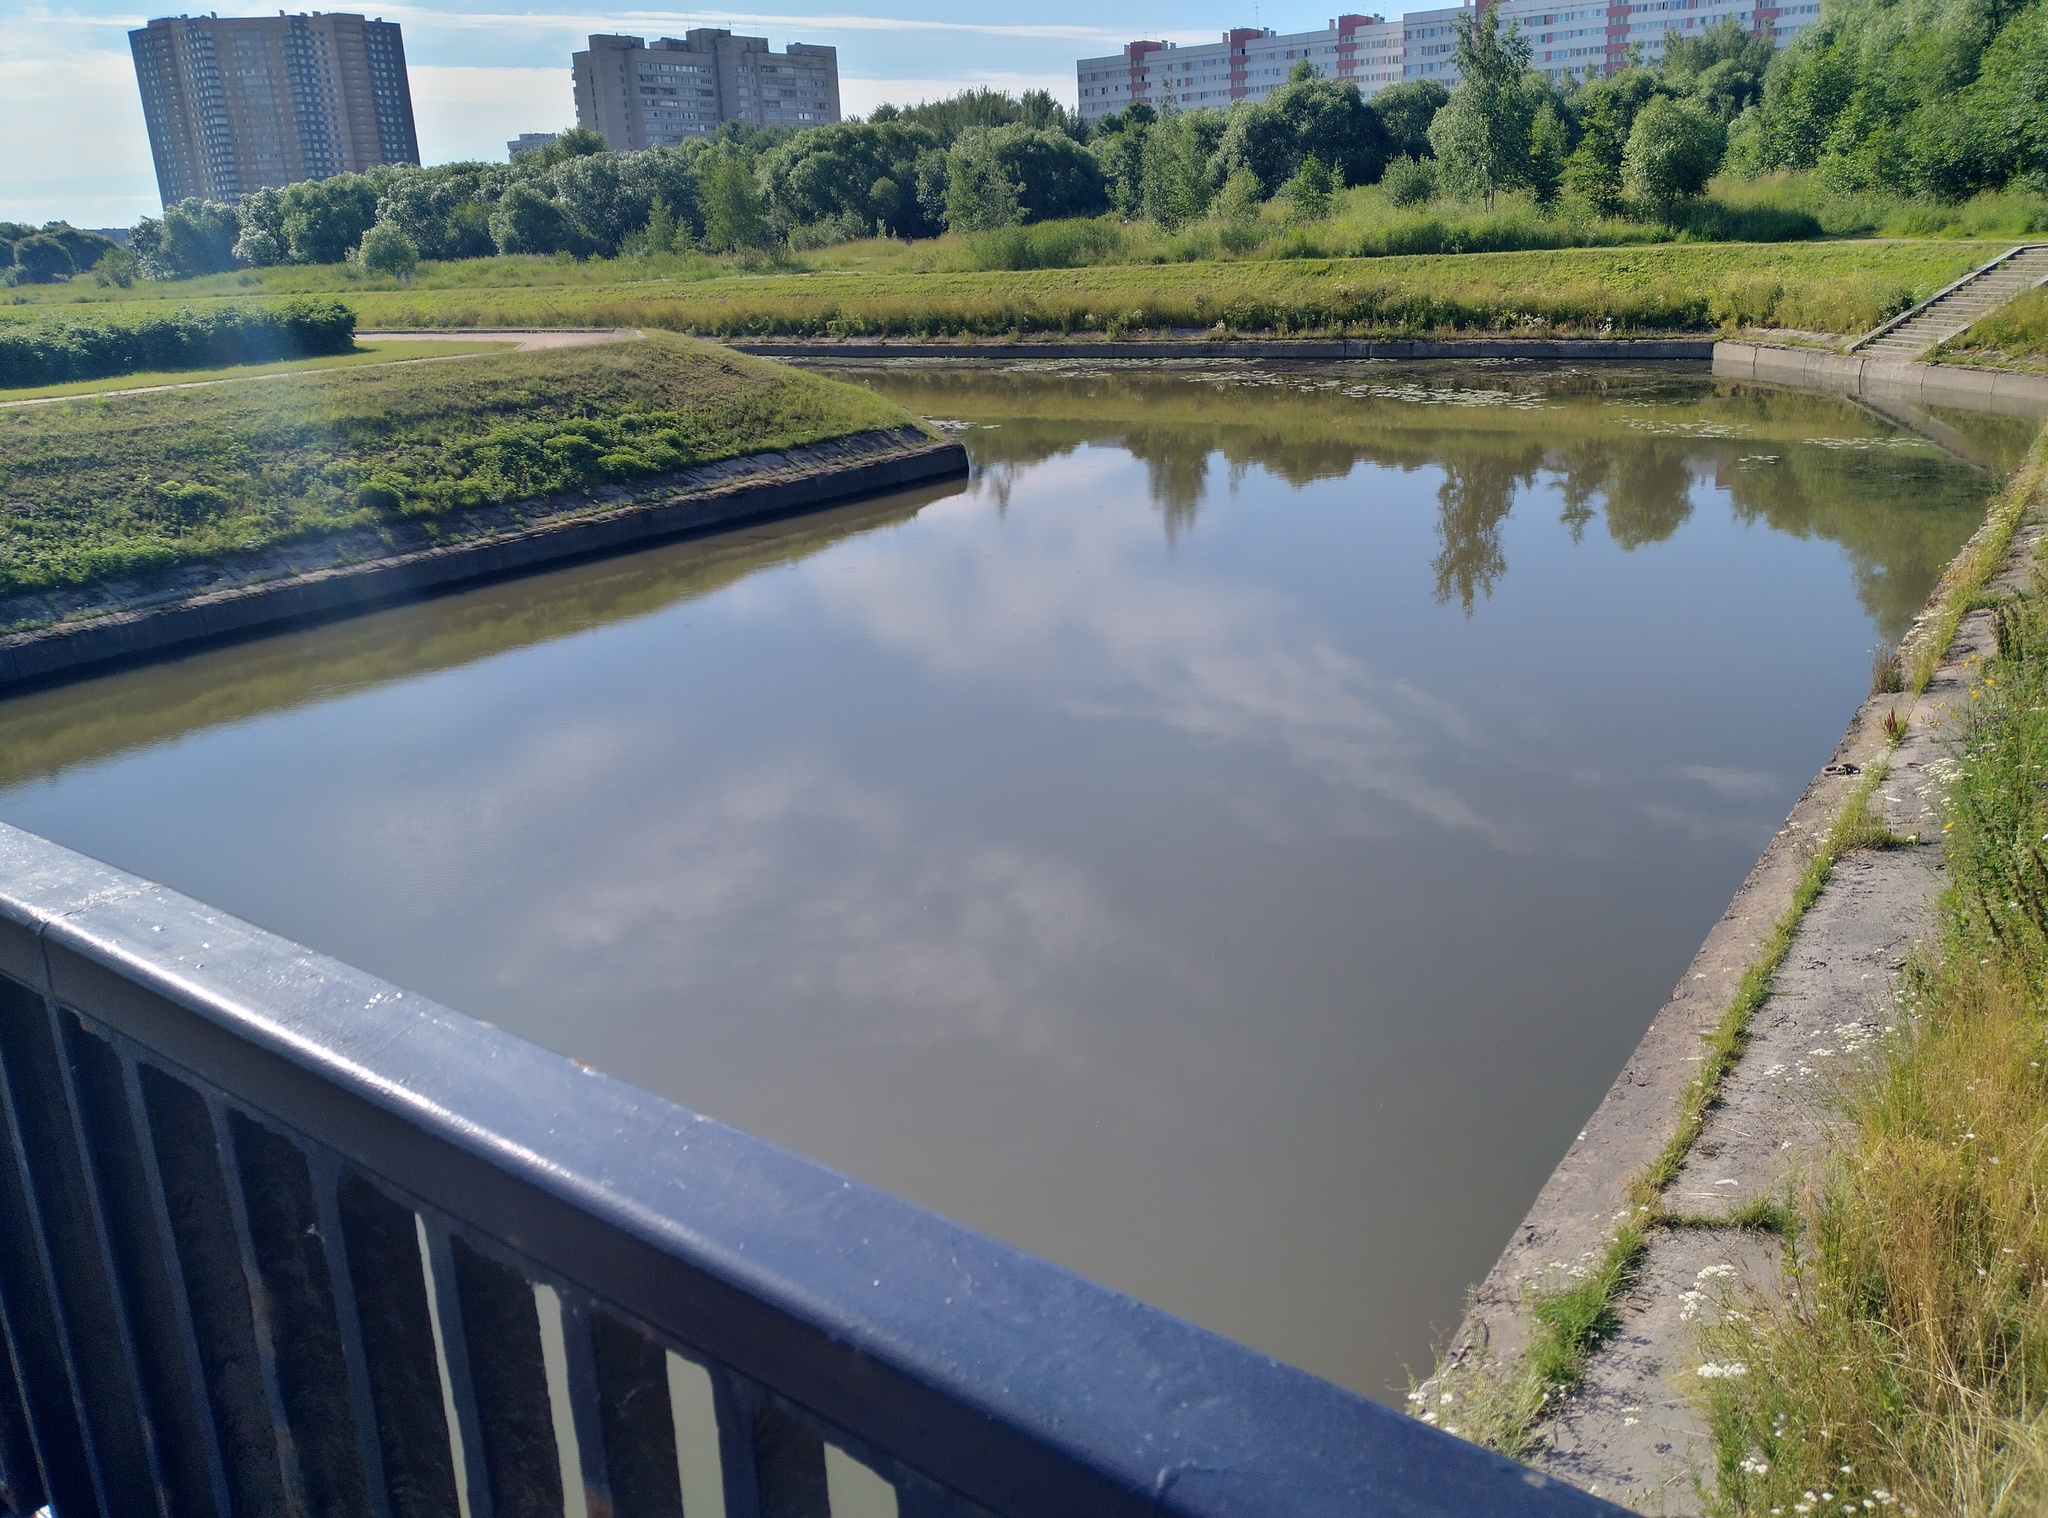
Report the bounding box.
[91,246,139,287]
[993,125,1111,221]
[515,126,611,168]
[1215,58,1390,196]
[693,152,771,251]
[1284,154,1339,220]
[1381,153,1438,205]
[1213,166,1265,222]
[1659,18,1774,122]
[1089,109,1152,216]
[1622,94,1726,213]
[1969,0,2048,189]
[1563,69,1665,214]
[355,221,419,280]
[1372,79,1451,161]
[131,198,241,278]
[280,174,379,264]
[1733,0,2044,198]
[944,127,1023,230]
[761,121,942,238]
[637,193,689,254]
[1528,98,1571,202]
[1427,8,1539,207]
[374,165,507,262]
[546,152,650,253]
[489,182,588,255]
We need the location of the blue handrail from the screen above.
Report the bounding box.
[0,821,1619,1518]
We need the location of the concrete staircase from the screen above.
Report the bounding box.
[1849,243,2048,360]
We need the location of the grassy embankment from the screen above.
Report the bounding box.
[1694,433,2048,1516]
[1940,286,2048,373]
[2,239,2002,343]
[0,338,514,402]
[1429,424,2048,1465]
[0,331,912,608]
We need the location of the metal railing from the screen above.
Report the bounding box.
[0,820,1618,1518]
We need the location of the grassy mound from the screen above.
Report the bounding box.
[0,331,912,601]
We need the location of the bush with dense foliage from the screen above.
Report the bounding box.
[1,222,120,286]
[0,301,355,389]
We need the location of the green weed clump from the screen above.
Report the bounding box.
[0,332,910,600]
[1699,553,2048,1517]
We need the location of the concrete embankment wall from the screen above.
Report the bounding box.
[1714,341,2048,419]
[730,337,1717,362]
[0,431,966,693]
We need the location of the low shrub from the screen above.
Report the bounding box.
[962,218,1126,270]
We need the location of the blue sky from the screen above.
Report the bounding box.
[1,1,1276,227]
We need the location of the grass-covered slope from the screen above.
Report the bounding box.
[0,331,912,601]
[3,238,2001,341]
[1940,285,2048,372]
[207,241,2009,340]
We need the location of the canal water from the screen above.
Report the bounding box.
[0,361,2024,1403]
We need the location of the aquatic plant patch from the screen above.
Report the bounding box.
[0,332,910,599]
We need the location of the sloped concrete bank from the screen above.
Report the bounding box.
[0,427,965,693]
[1440,358,2047,1511]
[730,336,1716,361]
[1715,340,2048,419]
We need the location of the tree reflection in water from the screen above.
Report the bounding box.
[840,360,2032,639]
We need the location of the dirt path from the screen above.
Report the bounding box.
[0,328,641,410]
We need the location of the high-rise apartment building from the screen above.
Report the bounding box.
[1075,0,1816,120]
[572,30,840,150]
[131,12,420,206]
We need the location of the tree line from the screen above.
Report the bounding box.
[44,0,2048,284]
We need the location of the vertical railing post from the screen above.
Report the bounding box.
[309,1149,397,1518]
[419,1217,498,1518]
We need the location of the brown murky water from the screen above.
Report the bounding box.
[0,361,2023,1401]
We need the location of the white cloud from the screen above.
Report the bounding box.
[409,65,575,165]
[0,46,155,226]
[767,451,1503,839]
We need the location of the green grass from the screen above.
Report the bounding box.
[1710,175,2048,242]
[0,338,516,402]
[3,237,2003,342]
[1697,450,2048,1515]
[0,331,913,603]
[1939,286,2048,373]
